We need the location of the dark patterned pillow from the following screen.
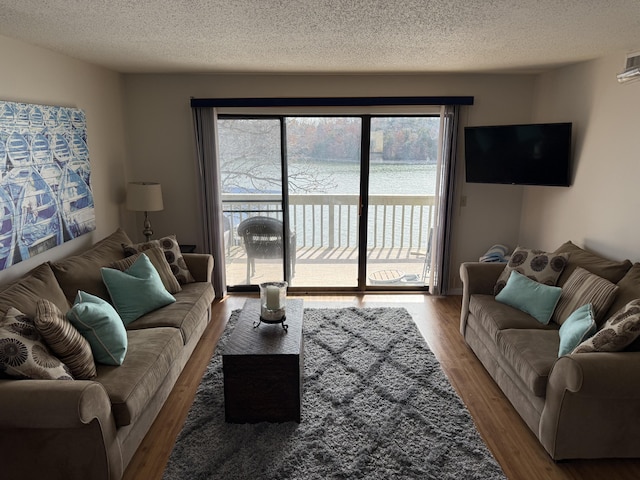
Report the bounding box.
[494,247,569,295]
[0,307,74,380]
[123,234,195,284]
[572,299,640,353]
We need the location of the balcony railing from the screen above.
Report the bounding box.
[222,193,435,253]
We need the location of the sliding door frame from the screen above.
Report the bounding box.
[220,114,433,293]
[197,97,473,294]
[357,116,371,290]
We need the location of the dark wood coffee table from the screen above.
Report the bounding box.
[222,298,304,423]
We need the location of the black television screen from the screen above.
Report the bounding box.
[464,122,572,186]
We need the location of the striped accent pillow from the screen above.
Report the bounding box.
[552,267,619,326]
[111,247,182,294]
[35,298,97,379]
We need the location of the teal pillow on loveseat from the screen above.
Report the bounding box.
[495,270,562,325]
[558,303,596,356]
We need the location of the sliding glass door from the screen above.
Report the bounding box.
[366,117,439,287]
[285,117,362,287]
[218,116,363,288]
[218,115,438,291]
[217,118,287,286]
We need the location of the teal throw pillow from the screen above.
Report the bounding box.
[101,253,175,325]
[495,270,562,324]
[66,291,127,366]
[558,304,597,356]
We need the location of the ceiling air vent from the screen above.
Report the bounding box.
[617,51,640,84]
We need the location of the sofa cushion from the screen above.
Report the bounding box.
[95,327,183,427]
[0,307,74,380]
[35,298,97,379]
[66,291,128,366]
[573,299,640,353]
[558,304,596,357]
[0,263,70,319]
[495,270,562,324]
[605,263,640,320]
[101,254,176,325]
[552,267,618,326]
[123,234,195,284]
[607,263,640,351]
[494,246,568,295]
[50,228,132,303]
[125,282,214,345]
[110,247,182,294]
[554,241,632,287]
[496,328,560,397]
[469,294,559,343]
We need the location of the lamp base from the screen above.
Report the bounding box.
[143,211,153,242]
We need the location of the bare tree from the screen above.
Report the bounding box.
[218,119,336,193]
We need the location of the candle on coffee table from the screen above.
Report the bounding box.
[266,285,281,310]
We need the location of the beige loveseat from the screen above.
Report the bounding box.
[0,228,216,479]
[460,241,640,460]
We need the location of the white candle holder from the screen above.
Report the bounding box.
[256,281,288,330]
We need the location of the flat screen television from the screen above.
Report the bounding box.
[464,122,572,186]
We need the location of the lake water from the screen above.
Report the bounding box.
[296,160,438,196]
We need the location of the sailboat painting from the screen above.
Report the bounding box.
[0,187,15,270]
[0,100,95,270]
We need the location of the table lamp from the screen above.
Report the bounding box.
[126,182,163,241]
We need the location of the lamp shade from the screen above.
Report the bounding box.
[126,182,164,212]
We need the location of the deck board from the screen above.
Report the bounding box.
[225,245,429,287]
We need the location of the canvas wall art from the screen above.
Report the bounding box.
[0,100,95,270]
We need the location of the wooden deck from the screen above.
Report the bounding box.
[225,245,429,287]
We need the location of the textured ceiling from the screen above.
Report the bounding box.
[0,1,639,74]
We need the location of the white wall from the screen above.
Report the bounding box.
[520,52,640,262]
[3,32,636,290]
[123,73,537,289]
[0,35,128,283]
[452,76,535,289]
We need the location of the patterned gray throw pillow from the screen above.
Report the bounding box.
[572,299,640,353]
[0,307,74,380]
[123,234,195,284]
[494,247,569,295]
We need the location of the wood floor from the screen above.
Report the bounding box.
[123,294,640,480]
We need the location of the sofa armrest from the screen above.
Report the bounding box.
[0,379,121,480]
[540,352,640,459]
[459,262,505,334]
[183,253,213,283]
[0,379,112,427]
[549,352,640,396]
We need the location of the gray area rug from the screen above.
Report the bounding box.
[163,307,506,480]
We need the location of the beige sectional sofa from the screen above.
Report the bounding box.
[460,241,640,460]
[0,228,216,480]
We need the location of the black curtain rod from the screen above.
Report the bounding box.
[190,96,473,108]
